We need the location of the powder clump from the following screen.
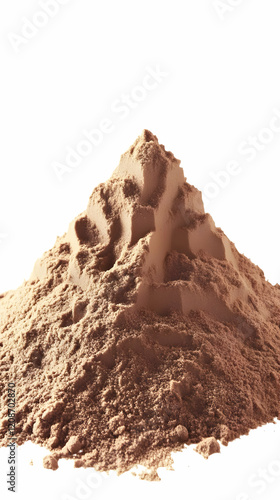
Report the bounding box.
[43,455,59,471]
[0,130,280,479]
[195,437,221,459]
[175,424,189,442]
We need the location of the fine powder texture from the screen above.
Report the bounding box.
[1,130,280,478]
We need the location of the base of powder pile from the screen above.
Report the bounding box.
[2,418,280,492]
[0,130,279,480]
[41,432,222,477]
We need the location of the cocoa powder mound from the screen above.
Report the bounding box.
[0,130,280,478]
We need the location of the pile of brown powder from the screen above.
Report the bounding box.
[0,130,280,479]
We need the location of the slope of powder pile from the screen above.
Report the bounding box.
[0,130,280,479]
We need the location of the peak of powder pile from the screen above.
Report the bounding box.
[0,131,280,478]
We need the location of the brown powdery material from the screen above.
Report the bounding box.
[0,130,280,479]
[195,437,220,459]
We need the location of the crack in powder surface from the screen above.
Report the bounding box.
[0,130,280,479]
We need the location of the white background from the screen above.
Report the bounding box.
[0,0,280,499]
